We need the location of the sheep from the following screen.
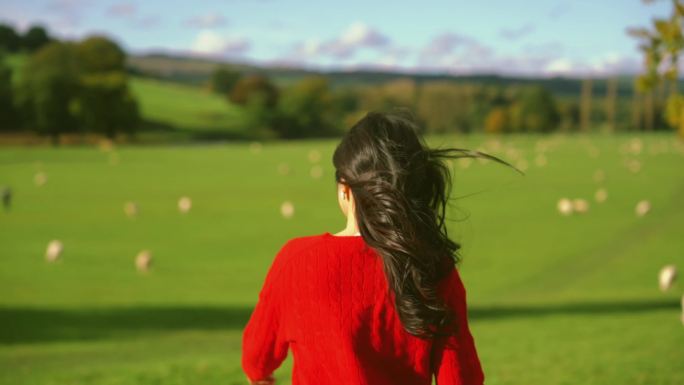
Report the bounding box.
[281,201,294,219]
[250,141,263,154]
[635,200,651,217]
[135,250,152,273]
[593,169,605,183]
[310,165,323,179]
[2,186,11,212]
[45,240,63,262]
[557,198,573,216]
[658,265,677,292]
[308,149,321,163]
[178,196,192,214]
[594,188,608,203]
[572,198,589,214]
[34,172,47,186]
[124,201,138,218]
[277,163,290,176]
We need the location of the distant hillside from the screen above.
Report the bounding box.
[126,52,650,98]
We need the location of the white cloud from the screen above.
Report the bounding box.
[191,30,249,57]
[185,13,227,28]
[545,58,573,74]
[107,2,136,17]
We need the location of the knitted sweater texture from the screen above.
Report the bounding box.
[241,231,484,385]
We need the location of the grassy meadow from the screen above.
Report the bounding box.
[1,133,684,384]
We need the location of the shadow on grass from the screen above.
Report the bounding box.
[0,298,678,344]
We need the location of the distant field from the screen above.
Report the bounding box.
[1,133,683,385]
[129,77,248,137]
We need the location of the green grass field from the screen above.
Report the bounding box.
[1,133,683,385]
[129,77,247,137]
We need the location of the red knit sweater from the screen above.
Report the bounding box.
[241,231,484,385]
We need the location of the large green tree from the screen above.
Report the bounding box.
[16,41,81,144]
[273,76,341,138]
[510,86,561,132]
[17,35,139,143]
[211,65,241,95]
[0,24,21,53]
[629,0,684,136]
[0,59,18,130]
[75,36,139,139]
[22,25,51,52]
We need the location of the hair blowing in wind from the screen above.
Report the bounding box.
[333,110,521,339]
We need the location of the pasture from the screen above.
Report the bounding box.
[1,133,683,385]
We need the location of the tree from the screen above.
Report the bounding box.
[17,41,81,144]
[75,36,126,73]
[273,75,341,138]
[0,59,18,130]
[0,24,21,52]
[22,25,51,52]
[16,35,139,143]
[229,74,278,108]
[416,81,471,134]
[211,65,241,95]
[484,107,510,133]
[512,86,560,132]
[74,36,139,139]
[628,0,684,136]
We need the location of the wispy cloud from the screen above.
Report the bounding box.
[106,2,136,18]
[500,24,535,40]
[289,21,391,60]
[185,12,227,29]
[191,30,250,57]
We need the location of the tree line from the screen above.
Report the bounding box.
[0,23,139,144]
[209,64,673,139]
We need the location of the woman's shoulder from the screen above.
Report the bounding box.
[272,232,329,265]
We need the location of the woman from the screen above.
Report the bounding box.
[242,110,516,384]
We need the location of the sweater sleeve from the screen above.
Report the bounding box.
[241,240,292,382]
[432,267,485,385]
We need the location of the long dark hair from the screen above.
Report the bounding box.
[332,110,520,339]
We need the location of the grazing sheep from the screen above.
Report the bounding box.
[281,201,294,219]
[572,198,589,214]
[626,159,642,174]
[308,149,321,163]
[310,165,323,179]
[593,169,605,183]
[250,141,263,154]
[635,200,651,217]
[124,201,138,218]
[515,159,529,172]
[109,152,120,165]
[178,196,192,214]
[135,250,152,273]
[34,172,47,186]
[557,198,573,216]
[45,240,63,262]
[2,186,11,212]
[658,265,677,292]
[594,188,608,203]
[277,163,290,175]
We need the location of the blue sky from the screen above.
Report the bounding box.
[0,0,674,76]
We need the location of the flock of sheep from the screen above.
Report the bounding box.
[19,135,684,325]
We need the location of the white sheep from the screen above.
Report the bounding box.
[178,196,192,214]
[135,250,152,273]
[557,198,573,216]
[281,201,295,219]
[45,240,63,262]
[658,265,677,292]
